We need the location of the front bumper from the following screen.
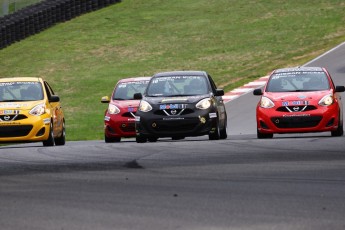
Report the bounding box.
[104,114,136,138]
[256,105,340,134]
[135,110,218,138]
[0,114,51,142]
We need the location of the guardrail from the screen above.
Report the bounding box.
[0,0,121,49]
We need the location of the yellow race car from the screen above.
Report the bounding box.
[0,77,65,146]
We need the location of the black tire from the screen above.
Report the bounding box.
[105,134,121,143]
[148,137,158,142]
[257,129,273,139]
[43,122,55,146]
[209,120,220,140]
[220,121,227,139]
[331,120,344,137]
[136,135,147,143]
[55,121,66,146]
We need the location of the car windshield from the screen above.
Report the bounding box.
[0,81,43,102]
[266,71,330,92]
[113,80,150,100]
[146,75,208,97]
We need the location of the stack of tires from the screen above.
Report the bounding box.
[0,0,121,49]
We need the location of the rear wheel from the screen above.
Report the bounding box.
[257,129,273,139]
[43,123,55,146]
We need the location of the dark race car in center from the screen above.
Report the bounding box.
[134,71,227,143]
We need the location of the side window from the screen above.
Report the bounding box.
[207,74,217,94]
[44,81,55,99]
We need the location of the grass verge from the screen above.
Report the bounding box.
[1,0,345,140]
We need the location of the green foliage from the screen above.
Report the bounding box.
[1,0,345,140]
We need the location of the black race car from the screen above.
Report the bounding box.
[134,71,227,143]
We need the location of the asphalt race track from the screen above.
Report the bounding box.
[1,43,345,230]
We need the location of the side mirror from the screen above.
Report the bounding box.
[134,93,143,100]
[101,96,110,103]
[253,88,263,96]
[49,95,60,102]
[335,86,345,92]
[215,89,224,96]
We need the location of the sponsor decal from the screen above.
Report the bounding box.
[0,103,28,108]
[162,117,184,120]
[282,101,309,106]
[283,114,311,117]
[162,98,188,102]
[0,110,19,115]
[128,118,135,121]
[209,113,217,118]
[298,95,307,99]
[159,104,187,110]
[0,122,20,125]
[43,118,51,124]
[104,116,110,121]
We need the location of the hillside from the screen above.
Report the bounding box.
[1,0,345,140]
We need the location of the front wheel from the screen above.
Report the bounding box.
[257,129,273,139]
[136,135,147,143]
[331,120,344,137]
[105,135,121,143]
[43,122,55,146]
[147,137,158,142]
[209,120,220,140]
[55,121,66,145]
[220,121,227,139]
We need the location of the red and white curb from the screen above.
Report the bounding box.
[222,76,269,103]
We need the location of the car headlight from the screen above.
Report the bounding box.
[260,96,275,108]
[29,103,46,116]
[139,100,152,112]
[319,94,334,106]
[108,104,120,114]
[196,98,211,110]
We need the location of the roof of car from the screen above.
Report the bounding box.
[118,77,151,83]
[273,67,324,74]
[0,77,41,82]
[153,70,208,77]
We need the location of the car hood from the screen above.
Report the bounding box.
[0,101,42,110]
[264,91,332,101]
[111,100,140,108]
[144,95,208,104]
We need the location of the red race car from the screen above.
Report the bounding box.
[253,67,345,138]
[101,77,150,142]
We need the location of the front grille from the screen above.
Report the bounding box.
[122,112,136,118]
[271,116,322,128]
[276,105,317,112]
[0,125,33,137]
[0,114,27,121]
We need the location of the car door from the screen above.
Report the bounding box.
[207,74,227,127]
[44,81,63,136]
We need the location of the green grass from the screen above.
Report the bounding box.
[1,0,345,140]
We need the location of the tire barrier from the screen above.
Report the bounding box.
[0,0,121,50]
